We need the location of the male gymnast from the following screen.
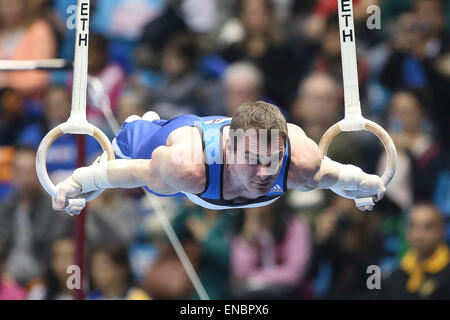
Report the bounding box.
[53,101,385,215]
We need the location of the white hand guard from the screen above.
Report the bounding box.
[324,157,385,211]
[324,156,365,199]
[72,151,113,193]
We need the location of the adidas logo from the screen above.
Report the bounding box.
[268,184,282,194]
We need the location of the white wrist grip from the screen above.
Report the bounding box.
[330,160,364,192]
[72,153,113,193]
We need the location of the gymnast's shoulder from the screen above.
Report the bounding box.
[286,123,322,189]
[161,126,206,193]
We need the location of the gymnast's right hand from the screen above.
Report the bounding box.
[53,152,112,215]
[52,175,84,215]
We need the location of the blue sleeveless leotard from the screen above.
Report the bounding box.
[113,114,291,210]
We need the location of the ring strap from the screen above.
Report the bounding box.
[338,0,366,131]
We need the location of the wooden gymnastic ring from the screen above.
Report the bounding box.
[36,124,115,203]
[319,119,397,188]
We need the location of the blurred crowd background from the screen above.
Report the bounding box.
[0,0,449,300]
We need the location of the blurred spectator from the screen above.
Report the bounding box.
[220,0,298,109]
[291,72,340,142]
[86,189,143,246]
[382,203,450,299]
[91,0,165,41]
[0,88,36,200]
[27,236,75,300]
[88,242,150,300]
[380,5,447,89]
[378,90,445,208]
[379,0,450,150]
[217,0,296,46]
[412,0,449,53]
[143,236,201,299]
[0,88,38,146]
[270,0,296,22]
[178,0,218,34]
[298,0,339,44]
[310,196,393,299]
[29,0,66,53]
[87,0,166,72]
[292,0,377,78]
[0,241,27,300]
[83,34,126,126]
[115,89,147,126]
[18,85,72,177]
[144,203,232,299]
[222,61,265,116]
[312,15,370,98]
[0,0,57,96]
[0,145,14,200]
[17,85,102,183]
[291,72,366,167]
[0,145,72,286]
[231,200,312,299]
[380,0,450,103]
[424,50,450,150]
[382,0,450,32]
[138,4,188,68]
[143,33,206,118]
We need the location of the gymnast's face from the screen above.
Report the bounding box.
[227,133,285,195]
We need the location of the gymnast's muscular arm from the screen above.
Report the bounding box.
[286,123,385,210]
[52,127,206,213]
[108,127,206,193]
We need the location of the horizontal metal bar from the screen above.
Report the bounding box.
[0,59,72,71]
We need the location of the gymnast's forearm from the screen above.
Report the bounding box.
[106,159,151,188]
[72,158,164,192]
[107,158,179,194]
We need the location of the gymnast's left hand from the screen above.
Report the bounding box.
[52,175,84,215]
[342,174,386,211]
